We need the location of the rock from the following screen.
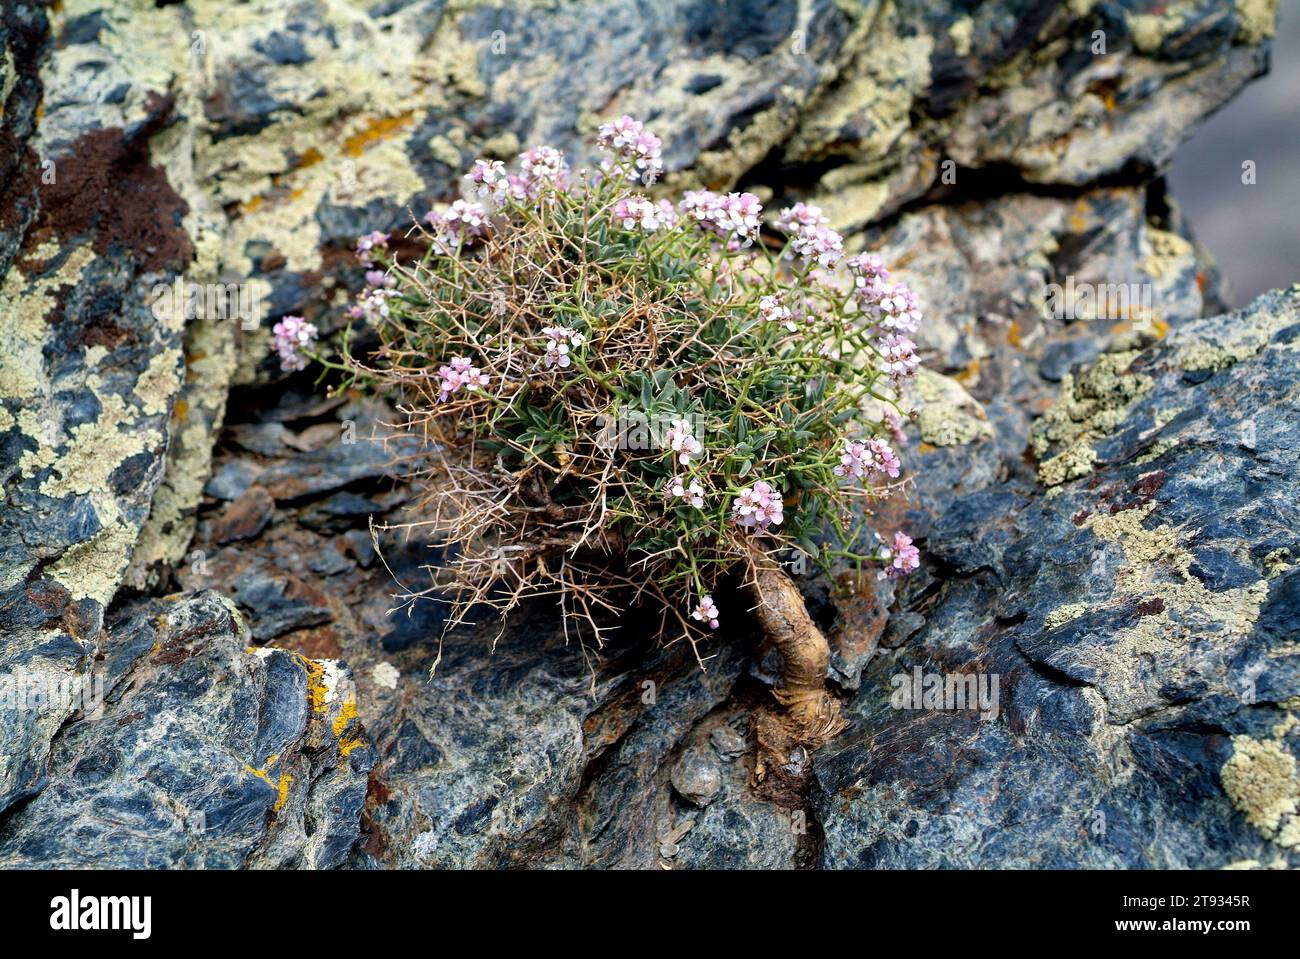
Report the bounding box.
[211,486,275,543]
[710,724,747,762]
[0,591,373,868]
[1,0,1287,871]
[671,746,724,807]
[812,288,1300,869]
[673,789,798,870]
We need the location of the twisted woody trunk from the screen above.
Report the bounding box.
[747,544,845,742]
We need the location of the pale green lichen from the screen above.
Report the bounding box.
[1236,0,1280,45]
[1221,735,1299,848]
[911,368,994,447]
[948,16,974,57]
[1077,500,1272,719]
[1127,8,1187,55]
[1031,350,1152,486]
[45,521,142,605]
[1170,286,1299,373]
[1045,602,1088,629]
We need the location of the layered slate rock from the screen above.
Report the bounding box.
[0,0,1285,869]
[0,1,194,815]
[813,288,1300,869]
[0,591,373,869]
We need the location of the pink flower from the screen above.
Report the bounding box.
[666,474,705,508]
[879,531,920,580]
[612,196,676,232]
[665,418,703,466]
[271,315,318,372]
[758,294,795,331]
[777,203,843,268]
[732,480,784,531]
[464,159,510,202]
[833,437,901,481]
[679,190,762,247]
[364,269,395,289]
[879,332,919,382]
[540,326,585,369]
[424,199,488,253]
[518,146,569,195]
[775,202,829,234]
[347,288,392,327]
[597,115,664,185]
[859,279,921,334]
[437,355,490,402]
[691,595,720,630]
[355,230,389,266]
[846,252,890,286]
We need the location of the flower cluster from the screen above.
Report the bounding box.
[731,480,784,531]
[464,159,510,203]
[355,230,389,266]
[880,531,920,580]
[833,437,902,482]
[878,332,919,383]
[271,314,318,372]
[598,115,664,185]
[666,474,705,508]
[518,146,568,196]
[691,595,721,630]
[348,287,392,326]
[613,196,677,232]
[847,252,889,286]
[540,326,585,369]
[436,356,490,402]
[777,203,844,269]
[665,417,703,466]
[680,190,763,249]
[861,280,921,334]
[425,200,488,253]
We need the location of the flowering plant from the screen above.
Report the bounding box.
[276,117,922,739]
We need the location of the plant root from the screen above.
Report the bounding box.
[748,546,847,747]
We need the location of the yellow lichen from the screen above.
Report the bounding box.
[1235,0,1280,44]
[1221,735,1299,846]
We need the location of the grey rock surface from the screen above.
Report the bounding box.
[0,0,1290,869]
[813,288,1300,869]
[0,591,373,868]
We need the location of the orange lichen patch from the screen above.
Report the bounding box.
[273,774,293,814]
[343,111,417,157]
[918,441,938,454]
[240,195,263,215]
[1007,320,1022,347]
[332,697,358,739]
[1102,90,1116,110]
[244,756,292,813]
[285,651,331,713]
[1196,270,1208,293]
[1070,197,1091,232]
[954,358,980,384]
[171,398,189,422]
[295,147,324,169]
